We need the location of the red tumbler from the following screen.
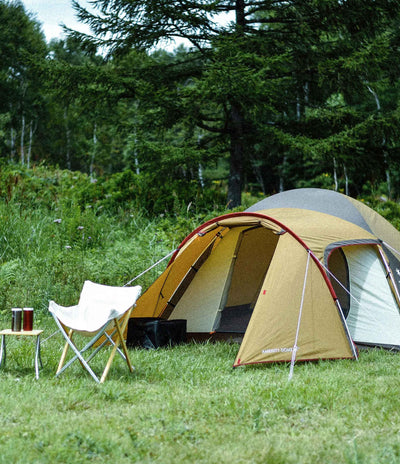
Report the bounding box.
[23,307,33,331]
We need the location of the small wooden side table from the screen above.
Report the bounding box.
[0,329,43,380]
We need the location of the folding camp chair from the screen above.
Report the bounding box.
[49,280,141,383]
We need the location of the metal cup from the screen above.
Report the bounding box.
[11,308,22,332]
[23,308,34,331]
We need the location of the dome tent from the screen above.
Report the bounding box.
[131,188,400,367]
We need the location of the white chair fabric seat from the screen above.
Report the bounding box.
[49,281,142,332]
[49,280,141,383]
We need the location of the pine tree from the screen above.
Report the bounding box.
[70,0,400,203]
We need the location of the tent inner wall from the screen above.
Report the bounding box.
[215,227,279,333]
[344,245,400,347]
[328,245,400,348]
[168,226,279,334]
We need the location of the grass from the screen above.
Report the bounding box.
[2,167,400,462]
[0,314,399,464]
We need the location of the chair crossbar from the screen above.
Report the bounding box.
[52,306,134,383]
[53,316,101,382]
[92,329,127,362]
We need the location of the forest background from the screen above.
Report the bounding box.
[2,0,400,213]
[3,0,400,310]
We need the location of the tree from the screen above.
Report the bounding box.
[70,1,400,204]
[0,1,47,163]
[62,0,400,206]
[44,37,128,173]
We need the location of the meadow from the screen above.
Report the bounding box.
[1,165,400,463]
[0,331,399,464]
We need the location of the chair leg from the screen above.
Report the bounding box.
[115,317,134,372]
[100,341,119,383]
[57,329,73,374]
[100,315,134,383]
[52,315,101,383]
[52,307,136,383]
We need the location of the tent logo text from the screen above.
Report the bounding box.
[262,347,293,354]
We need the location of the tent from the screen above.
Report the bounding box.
[132,188,400,367]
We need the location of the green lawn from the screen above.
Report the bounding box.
[0,316,399,464]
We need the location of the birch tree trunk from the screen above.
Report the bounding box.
[367,84,391,198]
[344,165,349,196]
[10,127,16,161]
[27,120,33,169]
[64,108,72,170]
[90,122,97,181]
[333,157,338,191]
[20,114,25,165]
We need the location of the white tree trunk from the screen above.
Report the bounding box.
[10,127,16,161]
[134,127,140,175]
[27,120,33,169]
[251,159,266,195]
[367,83,391,197]
[20,114,25,165]
[198,163,204,188]
[64,108,71,170]
[344,164,349,195]
[90,122,97,181]
[333,157,338,191]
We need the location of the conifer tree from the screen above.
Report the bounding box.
[71,0,400,203]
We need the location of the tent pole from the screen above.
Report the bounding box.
[378,246,400,308]
[123,248,178,287]
[335,299,358,360]
[289,250,311,381]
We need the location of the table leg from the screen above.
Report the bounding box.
[35,334,42,380]
[0,335,5,369]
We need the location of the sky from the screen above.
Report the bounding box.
[22,0,93,42]
[22,1,234,48]
[21,0,184,50]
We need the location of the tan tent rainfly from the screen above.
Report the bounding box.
[132,188,400,367]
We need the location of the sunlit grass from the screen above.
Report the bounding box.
[0,315,399,464]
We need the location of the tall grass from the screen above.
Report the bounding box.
[0,200,203,313]
[0,164,228,313]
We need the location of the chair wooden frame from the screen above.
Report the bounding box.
[52,306,134,383]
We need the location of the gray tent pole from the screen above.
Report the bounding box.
[288,250,311,381]
[124,248,178,287]
[378,244,400,305]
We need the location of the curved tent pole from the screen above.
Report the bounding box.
[168,211,340,301]
[166,211,358,362]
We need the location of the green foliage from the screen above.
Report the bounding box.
[0,162,227,216]
[0,164,231,313]
[3,1,400,204]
